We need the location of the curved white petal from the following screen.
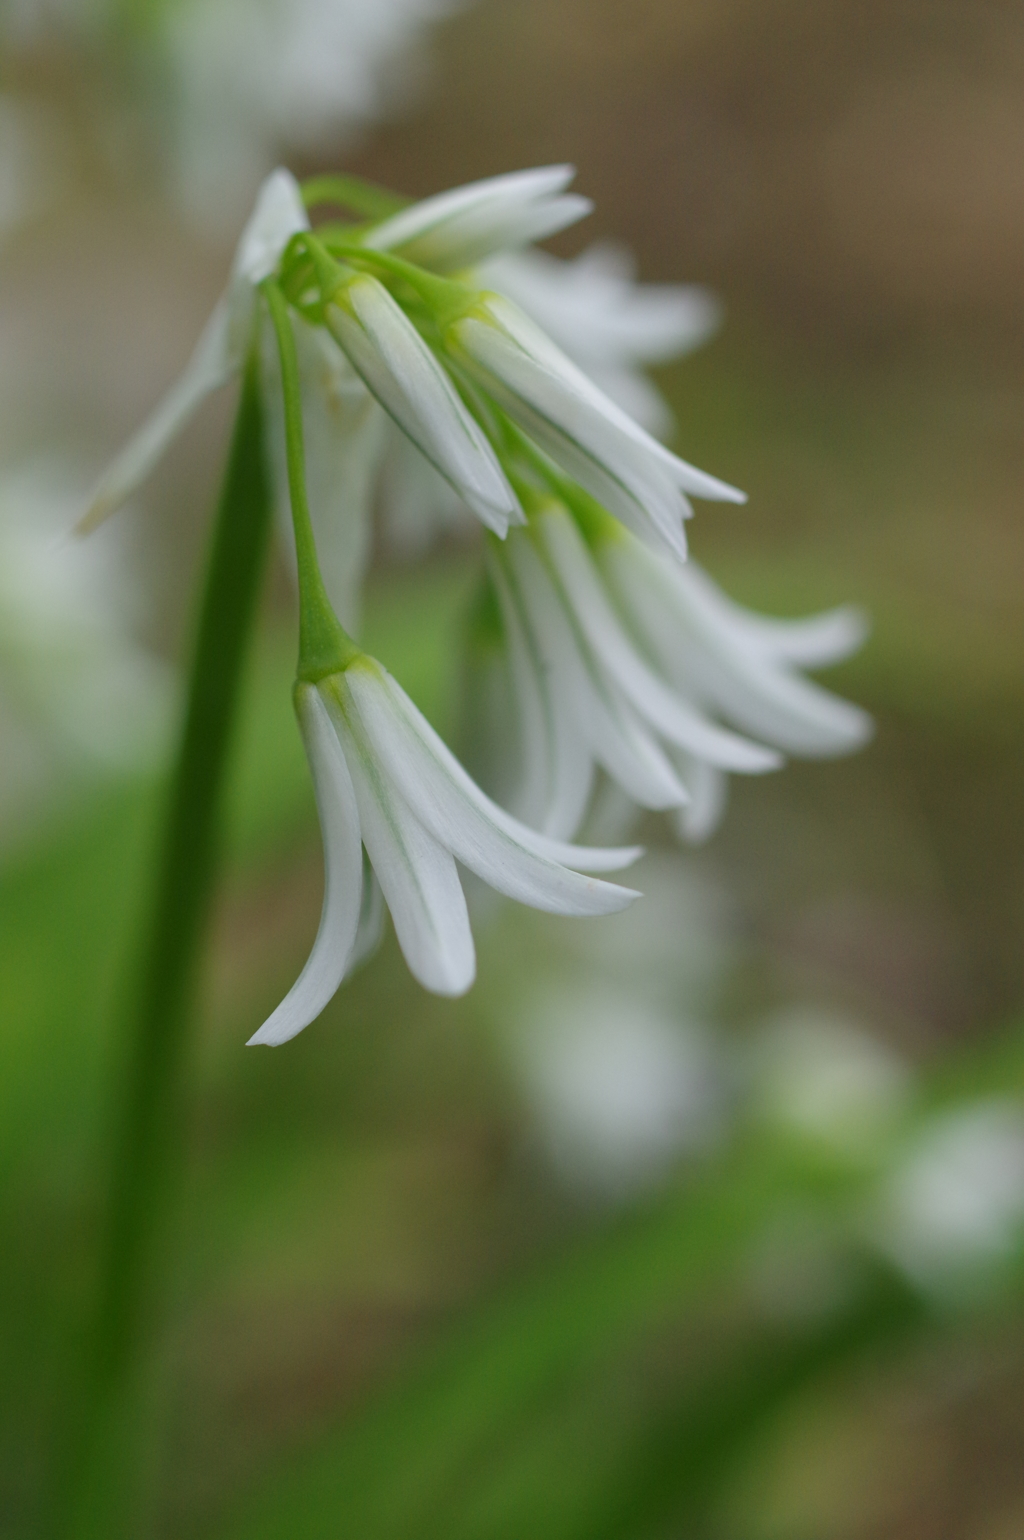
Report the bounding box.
[347,857,385,973]
[673,563,869,668]
[670,755,728,845]
[507,535,689,812]
[328,278,518,534]
[364,166,591,273]
[247,684,363,1045]
[232,167,309,286]
[487,550,595,839]
[606,541,873,758]
[462,294,745,505]
[480,247,721,377]
[77,301,235,534]
[453,314,690,558]
[340,660,641,918]
[324,679,476,996]
[539,506,781,773]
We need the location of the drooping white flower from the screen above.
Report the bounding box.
[248,653,641,1044]
[379,232,723,554]
[443,290,744,559]
[485,500,782,840]
[479,244,720,439]
[77,168,310,536]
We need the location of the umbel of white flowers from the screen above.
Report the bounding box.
[81,166,871,1043]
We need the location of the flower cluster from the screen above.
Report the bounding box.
[83,165,871,1043]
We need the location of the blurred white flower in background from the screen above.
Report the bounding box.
[0,463,174,832]
[869,1101,1024,1295]
[748,1007,912,1159]
[509,983,724,1198]
[164,0,467,223]
[0,0,467,225]
[501,855,734,1197]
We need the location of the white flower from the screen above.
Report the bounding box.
[0,460,174,823]
[444,290,744,559]
[869,1101,1024,1293]
[486,501,783,840]
[508,983,723,1198]
[749,1008,911,1158]
[248,653,640,1044]
[325,273,520,535]
[77,168,310,536]
[515,509,867,844]
[479,244,721,439]
[163,0,467,223]
[379,232,723,555]
[364,165,592,274]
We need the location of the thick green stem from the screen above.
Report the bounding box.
[63,348,273,1534]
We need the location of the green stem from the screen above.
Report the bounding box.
[261,277,358,682]
[300,172,410,221]
[63,347,273,1534]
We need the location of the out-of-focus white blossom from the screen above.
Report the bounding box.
[166,0,466,221]
[508,984,724,1198]
[870,1101,1024,1293]
[0,462,174,825]
[749,1008,912,1157]
[1,0,469,222]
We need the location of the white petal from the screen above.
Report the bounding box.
[341,660,641,917]
[675,564,870,668]
[469,295,745,504]
[328,277,518,534]
[247,684,363,1045]
[347,856,385,973]
[507,534,690,812]
[607,542,873,757]
[76,301,236,534]
[479,247,721,370]
[323,678,476,996]
[231,167,310,286]
[453,314,690,558]
[488,550,595,838]
[364,166,590,272]
[539,506,781,773]
[670,756,728,845]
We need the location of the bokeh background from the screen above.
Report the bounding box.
[2,1,1024,1536]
